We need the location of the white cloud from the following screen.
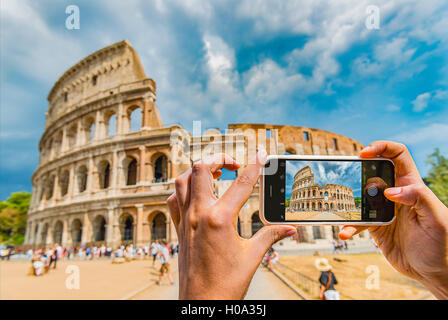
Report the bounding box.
[412,89,448,112]
[412,92,432,112]
[393,123,448,144]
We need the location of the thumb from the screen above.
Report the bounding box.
[249,225,296,259]
[384,183,439,213]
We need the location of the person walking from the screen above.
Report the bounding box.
[316,258,340,300]
[157,241,174,286]
[150,240,159,268]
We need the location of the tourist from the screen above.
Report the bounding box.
[150,240,159,267]
[265,248,279,270]
[157,240,174,286]
[167,141,448,299]
[48,246,57,269]
[100,244,106,258]
[316,258,340,300]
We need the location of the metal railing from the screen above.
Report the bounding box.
[274,262,320,299]
[273,262,355,300]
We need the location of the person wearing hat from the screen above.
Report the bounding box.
[316,258,340,300]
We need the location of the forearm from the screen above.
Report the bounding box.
[421,276,448,300]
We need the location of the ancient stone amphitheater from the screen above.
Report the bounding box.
[289,166,358,220]
[25,41,367,249]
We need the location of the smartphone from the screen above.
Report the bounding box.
[260,155,395,225]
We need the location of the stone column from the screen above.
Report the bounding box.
[61,220,69,247]
[87,156,95,196]
[135,204,144,245]
[61,127,69,152]
[138,146,146,184]
[111,150,119,193]
[45,223,53,247]
[68,164,75,200]
[76,119,84,146]
[81,213,90,245]
[106,207,115,248]
[117,103,128,135]
[323,226,333,240]
[52,173,59,204]
[94,110,102,140]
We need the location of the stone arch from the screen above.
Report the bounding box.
[105,110,117,137]
[127,105,142,132]
[331,226,340,240]
[251,211,263,236]
[54,130,63,154]
[76,165,88,193]
[151,153,168,182]
[93,215,106,242]
[312,226,323,240]
[119,213,134,243]
[97,160,111,189]
[84,116,95,142]
[41,222,49,244]
[149,211,167,241]
[46,175,55,200]
[59,170,70,197]
[124,156,138,185]
[71,219,83,244]
[53,220,63,244]
[67,123,78,148]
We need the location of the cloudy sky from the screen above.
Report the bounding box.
[1,0,448,199]
[285,160,362,199]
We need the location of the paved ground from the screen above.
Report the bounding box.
[1,259,301,300]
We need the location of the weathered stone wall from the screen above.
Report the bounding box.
[25,41,367,249]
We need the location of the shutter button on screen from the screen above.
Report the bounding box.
[367,186,378,197]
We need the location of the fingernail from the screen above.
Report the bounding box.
[286,229,296,236]
[360,145,374,153]
[385,187,402,195]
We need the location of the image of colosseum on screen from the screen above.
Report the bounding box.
[285,161,362,221]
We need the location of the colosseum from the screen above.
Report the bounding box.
[288,166,359,221]
[24,40,368,249]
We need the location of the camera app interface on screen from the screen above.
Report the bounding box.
[282,160,394,222]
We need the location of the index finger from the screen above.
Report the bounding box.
[190,153,240,203]
[218,149,267,216]
[360,140,422,184]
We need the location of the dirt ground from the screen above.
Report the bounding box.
[279,253,435,300]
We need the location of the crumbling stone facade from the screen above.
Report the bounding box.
[289,166,357,220]
[25,41,367,249]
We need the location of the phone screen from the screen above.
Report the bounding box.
[263,158,395,223]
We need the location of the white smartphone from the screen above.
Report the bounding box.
[260,155,395,226]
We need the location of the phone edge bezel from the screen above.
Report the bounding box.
[259,155,396,226]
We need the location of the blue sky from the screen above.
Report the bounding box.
[1,0,448,199]
[285,161,362,199]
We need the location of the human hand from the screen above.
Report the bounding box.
[339,141,448,299]
[167,151,297,300]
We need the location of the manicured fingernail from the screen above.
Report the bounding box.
[286,229,296,236]
[385,187,402,195]
[360,146,374,153]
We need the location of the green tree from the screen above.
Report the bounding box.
[285,197,290,208]
[0,191,31,245]
[424,148,448,206]
[354,197,362,207]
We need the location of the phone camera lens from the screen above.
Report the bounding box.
[367,186,378,197]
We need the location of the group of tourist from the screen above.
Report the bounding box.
[20,240,179,279]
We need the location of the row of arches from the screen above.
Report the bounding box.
[289,201,356,211]
[291,189,353,201]
[33,212,168,246]
[41,104,144,163]
[37,153,168,202]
